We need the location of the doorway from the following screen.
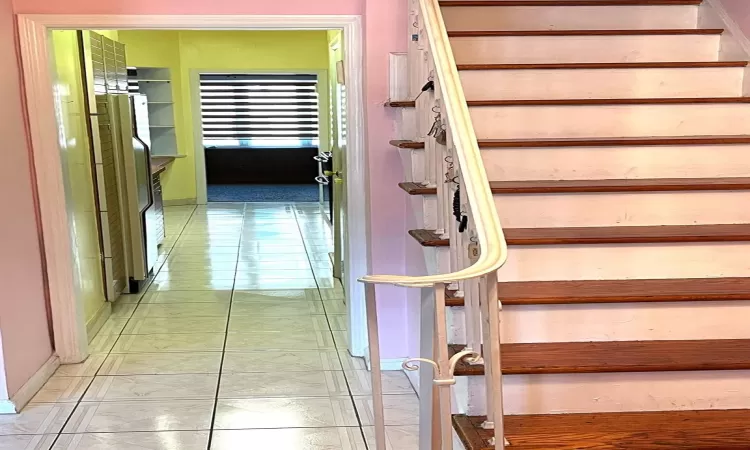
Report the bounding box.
[19,15,370,365]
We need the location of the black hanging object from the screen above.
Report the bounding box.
[453,186,461,221]
[459,215,469,233]
[421,80,435,92]
[454,185,468,232]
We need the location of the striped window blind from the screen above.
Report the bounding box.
[199,73,320,148]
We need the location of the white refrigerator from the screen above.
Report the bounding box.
[112,93,159,291]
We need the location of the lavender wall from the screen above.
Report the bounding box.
[0,0,53,396]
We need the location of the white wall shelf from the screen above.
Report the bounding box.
[127,66,180,157]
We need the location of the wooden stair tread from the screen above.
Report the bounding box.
[392,135,750,149]
[410,224,750,247]
[454,410,750,450]
[458,61,749,70]
[400,178,750,195]
[449,339,750,376]
[389,139,425,149]
[447,277,750,306]
[387,98,750,108]
[487,177,750,193]
[468,97,750,106]
[398,182,436,195]
[449,29,723,37]
[440,0,703,5]
[385,100,416,108]
[409,229,449,247]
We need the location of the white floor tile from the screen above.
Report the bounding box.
[111,334,226,353]
[213,397,358,429]
[99,352,222,375]
[84,374,218,401]
[0,403,73,435]
[218,371,349,398]
[52,431,210,449]
[210,428,366,450]
[63,399,215,433]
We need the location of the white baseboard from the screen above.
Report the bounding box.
[164,198,197,206]
[3,355,60,414]
[364,352,407,372]
[86,301,112,342]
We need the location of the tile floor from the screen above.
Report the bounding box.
[1,203,418,450]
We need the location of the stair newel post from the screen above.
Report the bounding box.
[433,282,455,450]
[364,283,387,450]
[485,271,506,450]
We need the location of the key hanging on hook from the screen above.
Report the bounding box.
[435,125,448,145]
[427,114,441,138]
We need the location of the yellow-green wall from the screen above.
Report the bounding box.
[51,31,107,324]
[118,30,332,203]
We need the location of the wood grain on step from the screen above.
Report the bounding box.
[441,0,703,6]
[454,411,750,450]
[410,224,750,247]
[391,136,750,149]
[487,177,750,193]
[409,229,449,247]
[401,178,750,195]
[389,139,425,149]
[448,29,723,37]
[465,97,750,106]
[398,182,437,195]
[449,339,750,376]
[444,277,750,306]
[385,100,415,107]
[386,98,750,108]
[457,61,749,70]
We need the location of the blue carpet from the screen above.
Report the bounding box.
[207,184,328,203]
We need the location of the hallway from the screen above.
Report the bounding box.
[0,203,417,449]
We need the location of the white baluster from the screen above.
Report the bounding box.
[479,274,495,430]
[364,284,386,450]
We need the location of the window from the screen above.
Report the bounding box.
[199,73,320,149]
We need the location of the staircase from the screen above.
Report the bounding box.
[386,0,750,448]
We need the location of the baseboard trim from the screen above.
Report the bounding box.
[4,355,60,413]
[364,352,408,372]
[164,198,197,206]
[86,301,112,342]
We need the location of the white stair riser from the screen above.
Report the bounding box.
[500,243,750,281]
[449,301,750,343]
[410,195,438,230]
[450,35,720,65]
[493,191,750,227]
[465,370,750,416]
[399,148,425,182]
[442,5,699,32]
[471,104,750,139]
[460,67,745,100]
[480,145,750,180]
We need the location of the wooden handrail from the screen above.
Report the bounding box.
[360,0,508,288]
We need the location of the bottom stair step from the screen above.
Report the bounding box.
[453,410,750,449]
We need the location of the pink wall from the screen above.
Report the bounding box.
[10,0,412,360]
[0,0,53,397]
[719,0,750,35]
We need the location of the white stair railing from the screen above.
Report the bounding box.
[360,0,509,448]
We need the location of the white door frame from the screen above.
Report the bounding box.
[191,68,330,205]
[17,14,370,363]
